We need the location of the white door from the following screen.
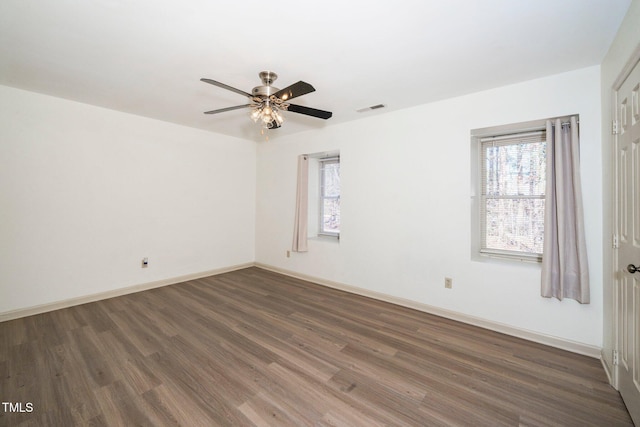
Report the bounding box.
[616,57,640,425]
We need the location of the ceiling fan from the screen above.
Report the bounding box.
[200,71,332,129]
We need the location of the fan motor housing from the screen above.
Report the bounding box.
[252,85,279,97]
[252,71,279,97]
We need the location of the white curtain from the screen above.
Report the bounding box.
[292,155,309,252]
[541,116,590,303]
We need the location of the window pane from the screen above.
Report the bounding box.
[320,159,340,235]
[485,142,546,196]
[322,198,340,233]
[485,198,545,254]
[322,162,340,197]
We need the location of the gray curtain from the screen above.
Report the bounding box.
[292,154,309,252]
[541,116,590,303]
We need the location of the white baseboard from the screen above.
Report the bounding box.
[0,262,254,322]
[255,263,602,359]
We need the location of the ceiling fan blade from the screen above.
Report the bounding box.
[204,104,253,114]
[272,81,315,101]
[200,78,253,98]
[287,104,333,120]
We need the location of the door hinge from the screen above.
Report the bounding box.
[613,350,619,365]
[612,120,619,135]
[613,234,619,249]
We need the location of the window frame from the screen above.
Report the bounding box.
[318,157,340,238]
[480,132,546,261]
[471,119,550,263]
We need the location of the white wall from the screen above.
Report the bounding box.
[0,85,256,314]
[601,0,640,377]
[256,66,603,347]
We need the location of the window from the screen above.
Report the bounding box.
[478,130,546,260]
[305,152,340,240]
[319,157,340,236]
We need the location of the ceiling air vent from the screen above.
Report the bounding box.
[356,104,386,113]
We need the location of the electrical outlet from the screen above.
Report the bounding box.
[142,257,149,268]
[286,250,291,258]
[445,277,453,289]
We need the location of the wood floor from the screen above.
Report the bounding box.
[0,267,633,426]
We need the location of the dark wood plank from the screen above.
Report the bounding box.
[0,267,633,426]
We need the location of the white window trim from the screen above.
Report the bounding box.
[306,151,340,240]
[471,118,548,263]
[318,157,340,238]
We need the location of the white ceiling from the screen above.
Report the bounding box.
[0,0,631,142]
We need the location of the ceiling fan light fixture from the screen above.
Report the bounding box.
[250,100,286,129]
[273,110,284,125]
[261,112,272,124]
[250,108,261,122]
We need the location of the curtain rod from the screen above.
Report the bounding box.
[305,153,340,160]
[480,130,544,142]
[479,119,579,142]
[556,120,579,126]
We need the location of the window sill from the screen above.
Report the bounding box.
[473,251,542,265]
[309,234,340,243]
